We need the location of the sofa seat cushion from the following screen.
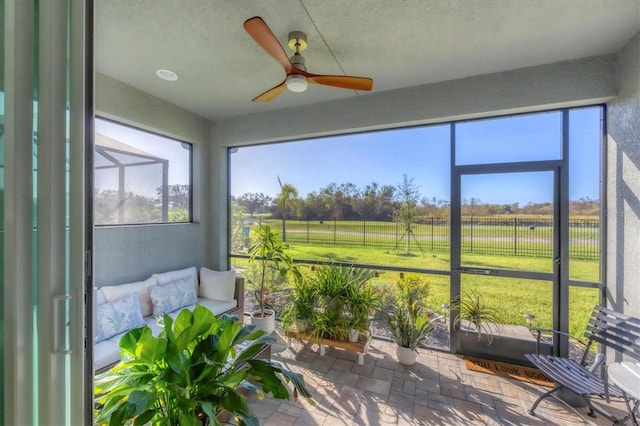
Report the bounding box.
[94,340,121,372]
[196,297,238,317]
[93,294,239,372]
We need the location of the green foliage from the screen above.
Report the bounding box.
[168,206,189,222]
[245,261,290,309]
[248,224,300,316]
[94,189,161,224]
[305,263,380,340]
[388,273,430,307]
[384,298,434,351]
[451,290,504,342]
[281,275,316,329]
[230,200,248,251]
[392,175,421,255]
[95,306,312,426]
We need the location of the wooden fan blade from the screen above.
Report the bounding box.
[252,80,288,102]
[244,17,293,73]
[307,74,373,91]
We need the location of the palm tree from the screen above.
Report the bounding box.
[277,176,298,242]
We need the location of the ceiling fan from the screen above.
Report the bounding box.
[243,16,374,102]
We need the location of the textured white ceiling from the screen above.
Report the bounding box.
[95,0,640,121]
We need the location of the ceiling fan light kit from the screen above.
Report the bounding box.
[243,16,373,102]
[286,74,308,92]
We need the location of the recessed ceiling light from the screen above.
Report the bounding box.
[156,69,178,81]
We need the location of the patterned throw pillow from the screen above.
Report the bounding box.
[95,293,144,343]
[148,277,197,317]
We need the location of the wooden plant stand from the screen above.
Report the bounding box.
[285,328,372,365]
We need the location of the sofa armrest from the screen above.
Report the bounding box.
[234,276,244,311]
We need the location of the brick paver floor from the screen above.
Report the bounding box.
[248,336,632,425]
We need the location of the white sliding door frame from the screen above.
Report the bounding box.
[3,0,92,424]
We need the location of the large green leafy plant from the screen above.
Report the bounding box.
[95,305,312,426]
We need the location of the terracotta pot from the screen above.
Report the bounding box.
[396,346,417,365]
[250,309,275,334]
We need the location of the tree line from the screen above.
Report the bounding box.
[94,184,190,224]
[232,180,599,221]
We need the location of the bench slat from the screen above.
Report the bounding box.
[525,354,623,398]
[526,305,639,419]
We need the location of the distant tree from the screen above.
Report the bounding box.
[312,182,357,219]
[237,192,269,217]
[301,191,331,219]
[393,175,421,256]
[95,189,160,224]
[354,182,395,220]
[277,177,298,242]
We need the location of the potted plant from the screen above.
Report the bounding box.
[346,280,380,342]
[248,223,298,333]
[384,298,434,365]
[451,289,503,343]
[281,274,315,332]
[94,305,312,426]
[308,263,377,343]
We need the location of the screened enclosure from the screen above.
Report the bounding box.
[94,118,192,225]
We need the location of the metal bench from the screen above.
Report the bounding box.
[525,305,640,424]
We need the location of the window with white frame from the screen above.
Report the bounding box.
[94,118,192,225]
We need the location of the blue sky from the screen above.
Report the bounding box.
[230,107,601,206]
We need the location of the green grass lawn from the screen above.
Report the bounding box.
[231,242,600,340]
[253,218,599,261]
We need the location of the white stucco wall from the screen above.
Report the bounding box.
[94,73,213,285]
[606,33,640,318]
[211,55,616,146]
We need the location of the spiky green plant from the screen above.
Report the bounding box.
[451,290,503,342]
[384,298,434,351]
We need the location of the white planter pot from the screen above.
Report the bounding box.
[251,309,276,334]
[348,329,360,343]
[396,346,418,366]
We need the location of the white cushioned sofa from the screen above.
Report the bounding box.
[94,266,244,371]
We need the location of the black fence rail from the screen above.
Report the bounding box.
[257,216,599,260]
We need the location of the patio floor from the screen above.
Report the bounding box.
[248,336,631,425]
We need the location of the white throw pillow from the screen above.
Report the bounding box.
[199,268,236,302]
[148,277,197,317]
[100,277,157,317]
[95,293,144,343]
[153,266,198,295]
[95,287,106,305]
